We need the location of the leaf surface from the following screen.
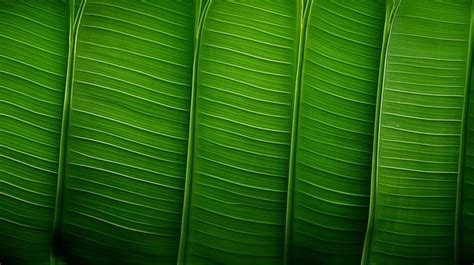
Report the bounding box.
[58,1,198,264]
[0,1,69,263]
[364,0,473,264]
[462,54,474,264]
[180,1,301,264]
[290,0,385,264]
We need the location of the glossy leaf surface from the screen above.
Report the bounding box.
[365,0,472,264]
[181,1,301,264]
[0,1,69,264]
[58,1,197,264]
[291,0,385,264]
[462,67,474,264]
[0,1,473,265]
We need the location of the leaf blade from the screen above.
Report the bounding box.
[367,1,472,263]
[182,1,301,264]
[59,1,197,264]
[291,1,386,264]
[0,1,69,263]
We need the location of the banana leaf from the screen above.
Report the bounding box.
[288,0,385,264]
[179,1,302,264]
[462,54,474,264]
[1,1,474,264]
[0,1,70,264]
[57,1,199,264]
[363,0,473,264]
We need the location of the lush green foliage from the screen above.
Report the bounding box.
[364,1,472,264]
[0,1,69,264]
[290,1,385,263]
[59,1,197,264]
[464,67,474,263]
[180,2,300,264]
[0,0,473,265]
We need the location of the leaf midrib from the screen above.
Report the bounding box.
[283,0,311,264]
[177,0,205,264]
[51,0,87,264]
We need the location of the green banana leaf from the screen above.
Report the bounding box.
[73,0,83,22]
[0,1,70,264]
[363,0,473,264]
[462,61,474,263]
[288,0,385,264]
[1,1,474,264]
[57,1,198,264]
[179,1,302,264]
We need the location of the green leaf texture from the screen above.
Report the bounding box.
[74,0,83,22]
[0,1,69,264]
[291,0,385,264]
[180,1,301,264]
[365,0,472,264]
[58,1,197,264]
[462,63,474,263]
